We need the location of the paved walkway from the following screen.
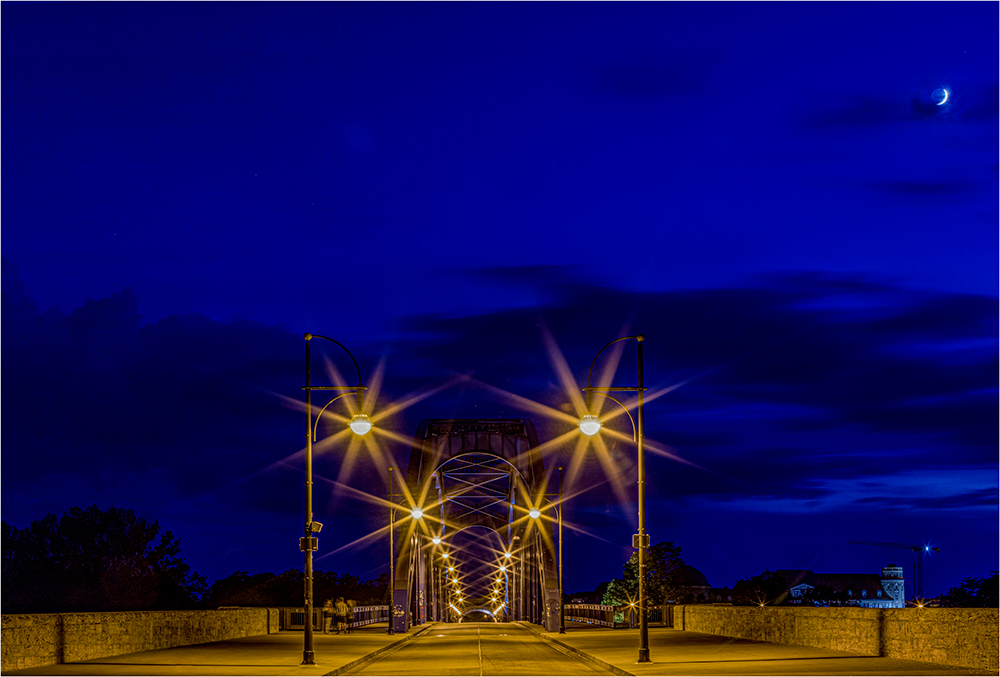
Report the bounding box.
[529,623,986,676]
[6,621,986,676]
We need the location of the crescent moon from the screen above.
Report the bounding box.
[934,88,949,106]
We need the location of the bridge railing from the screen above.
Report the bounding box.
[283,603,669,630]
[281,605,390,630]
[563,604,674,629]
[563,604,616,627]
[348,605,390,629]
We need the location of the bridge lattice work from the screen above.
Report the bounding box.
[391,419,561,632]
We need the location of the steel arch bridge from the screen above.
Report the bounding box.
[391,419,561,632]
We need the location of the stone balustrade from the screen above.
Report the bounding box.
[1,607,281,672]
[674,605,998,672]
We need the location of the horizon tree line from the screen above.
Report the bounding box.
[1,505,388,614]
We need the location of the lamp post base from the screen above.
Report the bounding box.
[301,651,316,666]
[637,649,651,663]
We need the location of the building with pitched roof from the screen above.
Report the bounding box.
[776,564,905,608]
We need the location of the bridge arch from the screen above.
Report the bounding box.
[459,608,498,622]
[391,419,559,632]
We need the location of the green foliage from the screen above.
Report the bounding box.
[601,577,632,606]
[601,541,686,606]
[941,571,998,608]
[730,570,789,606]
[1,505,206,613]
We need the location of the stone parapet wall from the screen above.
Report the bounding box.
[674,605,998,672]
[882,608,998,672]
[675,605,879,654]
[1,608,280,672]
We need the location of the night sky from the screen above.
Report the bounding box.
[3,2,997,600]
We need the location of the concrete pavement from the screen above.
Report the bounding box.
[5,621,987,676]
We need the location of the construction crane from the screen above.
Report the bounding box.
[848,540,941,600]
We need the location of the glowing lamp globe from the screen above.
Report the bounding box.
[349,414,373,435]
[579,414,601,436]
[529,508,541,519]
[504,552,512,559]
[410,507,423,519]
[442,552,449,559]
[432,537,442,545]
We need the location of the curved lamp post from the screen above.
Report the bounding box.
[301,333,371,666]
[579,334,650,663]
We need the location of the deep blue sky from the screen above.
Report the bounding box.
[3,2,997,599]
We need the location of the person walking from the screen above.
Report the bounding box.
[322,599,334,634]
[334,596,349,635]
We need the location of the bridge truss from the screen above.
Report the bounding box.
[391,419,561,632]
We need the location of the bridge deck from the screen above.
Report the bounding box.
[5,622,984,676]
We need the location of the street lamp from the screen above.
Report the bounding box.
[580,334,650,663]
[528,466,565,634]
[349,414,373,435]
[579,414,601,436]
[301,333,371,666]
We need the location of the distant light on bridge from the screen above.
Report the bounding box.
[529,508,541,519]
[411,507,423,519]
[432,536,441,545]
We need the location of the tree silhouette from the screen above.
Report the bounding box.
[731,570,789,606]
[2,505,206,613]
[941,571,998,608]
[205,569,389,608]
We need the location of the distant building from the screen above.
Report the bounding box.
[571,564,905,607]
[776,564,905,608]
[706,587,735,604]
[673,564,712,602]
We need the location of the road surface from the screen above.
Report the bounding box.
[348,622,612,675]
